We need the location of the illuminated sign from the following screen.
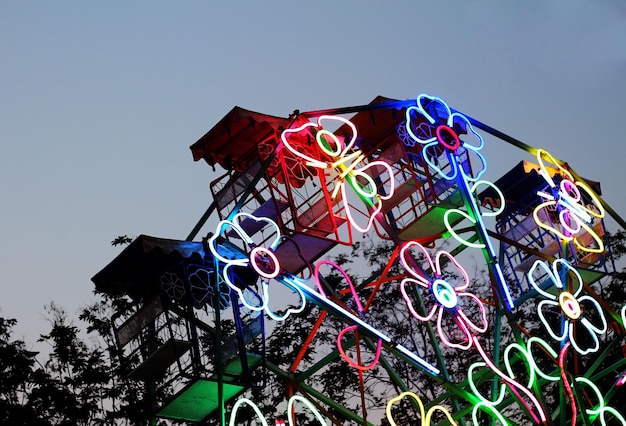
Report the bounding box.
[399,241,487,351]
[404,94,514,310]
[399,241,547,423]
[199,94,621,426]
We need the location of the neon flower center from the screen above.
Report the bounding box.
[558,292,581,320]
[436,125,461,151]
[250,246,280,279]
[432,279,458,309]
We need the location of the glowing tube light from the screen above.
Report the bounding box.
[399,242,489,351]
[386,392,457,426]
[285,271,441,376]
[314,260,382,370]
[576,377,626,426]
[229,395,328,426]
[472,336,547,424]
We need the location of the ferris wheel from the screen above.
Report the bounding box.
[93,94,626,425]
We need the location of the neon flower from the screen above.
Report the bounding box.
[229,396,327,426]
[528,258,607,355]
[533,149,605,254]
[399,241,488,350]
[314,260,382,371]
[404,93,486,182]
[208,212,306,321]
[401,242,547,423]
[386,392,457,426]
[281,115,395,233]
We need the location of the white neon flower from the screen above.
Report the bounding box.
[528,258,607,355]
[208,212,306,321]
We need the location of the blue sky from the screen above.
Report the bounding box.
[2,1,626,345]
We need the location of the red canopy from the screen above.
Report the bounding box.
[190,107,297,173]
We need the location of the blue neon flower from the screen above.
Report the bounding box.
[404,94,486,182]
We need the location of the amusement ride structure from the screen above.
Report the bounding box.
[92,94,626,425]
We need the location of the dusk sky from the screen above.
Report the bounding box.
[2,1,626,347]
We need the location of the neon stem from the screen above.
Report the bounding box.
[471,335,548,425]
[559,342,576,426]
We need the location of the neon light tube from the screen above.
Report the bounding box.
[386,392,457,426]
[472,335,547,424]
[229,396,328,426]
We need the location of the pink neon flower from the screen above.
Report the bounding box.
[528,258,607,355]
[399,241,488,350]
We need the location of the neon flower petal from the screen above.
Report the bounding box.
[443,180,506,250]
[437,308,473,351]
[286,395,328,426]
[229,398,269,426]
[537,299,568,342]
[434,250,470,292]
[261,275,307,322]
[386,391,457,426]
[401,278,438,322]
[404,94,486,182]
[456,292,488,334]
[574,377,626,426]
[568,295,607,355]
[400,241,435,288]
